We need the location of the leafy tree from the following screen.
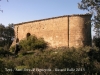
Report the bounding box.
[4,24,14,49]
[0,24,14,49]
[0,24,5,47]
[93,36,100,48]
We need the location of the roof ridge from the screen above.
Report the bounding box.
[15,13,91,25]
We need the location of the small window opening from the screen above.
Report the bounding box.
[26,33,31,38]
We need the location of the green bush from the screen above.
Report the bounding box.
[9,45,15,53]
[0,60,7,75]
[0,47,4,52]
[93,37,100,48]
[1,46,100,75]
[0,47,12,57]
[19,35,48,51]
[20,50,27,55]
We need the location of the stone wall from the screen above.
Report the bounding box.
[69,15,91,47]
[12,14,92,48]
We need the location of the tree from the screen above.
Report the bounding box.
[78,0,100,47]
[0,24,14,49]
[93,36,100,48]
[4,24,14,49]
[0,0,14,49]
[0,24,5,47]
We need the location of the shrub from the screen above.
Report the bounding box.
[0,47,12,57]
[93,37,100,48]
[0,60,7,75]
[1,46,100,75]
[19,35,48,51]
[9,45,15,53]
[20,50,27,55]
[0,47,4,52]
[33,38,48,49]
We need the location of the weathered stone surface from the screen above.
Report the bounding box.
[12,13,92,48]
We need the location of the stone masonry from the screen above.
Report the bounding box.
[12,13,92,48]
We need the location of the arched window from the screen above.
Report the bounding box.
[26,33,31,38]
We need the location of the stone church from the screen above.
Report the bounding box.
[12,13,92,48]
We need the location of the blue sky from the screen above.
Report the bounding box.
[0,0,94,36]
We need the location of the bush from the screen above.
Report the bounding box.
[19,35,48,51]
[1,46,100,75]
[0,47,4,52]
[34,38,48,49]
[93,37,100,48]
[9,45,15,53]
[0,60,7,75]
[20,50,27,55]
[0,47,12,57]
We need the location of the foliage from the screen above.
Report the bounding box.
[19,35,48,51]
[0,47,100,75]
[9,45,15,53]
[0,60,7,75]
[1,46,100,75]
[0,47,12,57]
[93,36,100,48]
[20,50,27,56]
[0,24,14,49]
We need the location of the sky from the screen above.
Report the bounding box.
[0,0,95,36]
